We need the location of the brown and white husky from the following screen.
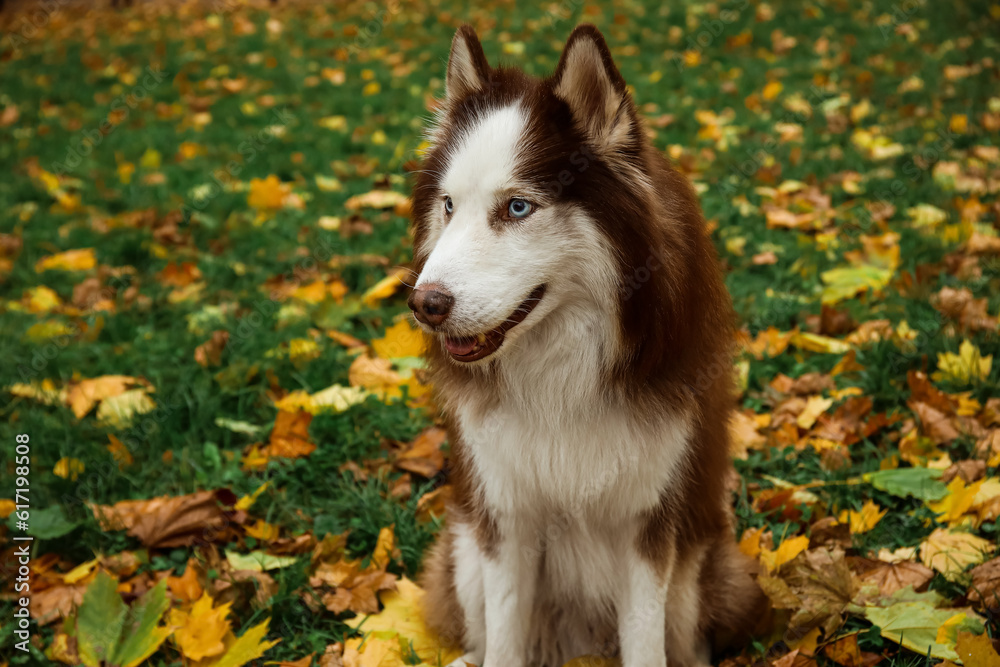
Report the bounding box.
[407,24,766,667]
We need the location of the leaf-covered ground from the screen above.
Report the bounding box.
[1,0,1000,665]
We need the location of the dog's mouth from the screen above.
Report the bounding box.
[443,285,546,362]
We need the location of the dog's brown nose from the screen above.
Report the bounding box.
[408,285,454,327]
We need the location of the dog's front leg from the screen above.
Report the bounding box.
[618,549,670,667]
[481,523,537,667]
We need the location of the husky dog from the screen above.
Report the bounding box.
[408,24,765,667]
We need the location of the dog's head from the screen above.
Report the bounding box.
[409,24,664,367]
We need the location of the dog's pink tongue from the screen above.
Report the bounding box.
[445,336,478,356]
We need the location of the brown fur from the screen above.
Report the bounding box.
[415,23,766,663]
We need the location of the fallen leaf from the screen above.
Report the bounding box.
[934,340,993,385]
[90,489,237,548]
[395,427,447,478]
[343,577,462,666]
[920,528,994,579]
[35,248,97,272]
[955,631,1000,667]
[344,190,408,211]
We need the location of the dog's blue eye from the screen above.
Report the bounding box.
[444,196,454,214]
[508,198,532,219]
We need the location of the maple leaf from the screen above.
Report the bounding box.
[837,500,887,534]
[66,375,151,419]
[169,592,233,660]
[247,175,293,211]
[920,528,995,579]
[76,572,174,667]
[955,632,1000,667]
[759,547,858,637]
[934,340,993,385]
[343,577,462,666]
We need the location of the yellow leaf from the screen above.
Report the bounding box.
[314,174,342,192]
[248,175,292,211]
[7,378,66,406]
[244,519,279,542]
[933,340,992,385]
[926,477,980,525]
[317,115,347,131]
[760,535,810,573]
[25,286,63,313]
[117,161,135,184]
[35,248,97,273]
[344,578,462,666]
[763,80,783,100]
[820,264,893,304]
[273,384,370,414]
[67,375,144,419]
[362,269,409,308]
[837,500,887,534]
[919,528,994,579]
[170,593,232,661]
[139,148,162,170]
[288,338,321,367]
[907,204,948,228]
[96,388,156,429]
[25,320,75,341]
[53,457,85,481]
[372,320,425,359]
[205,618,280,667]
[362,81,380,96]
[62,558,98,585]
[796,395,834,429]
[790,331,851,354]
[0,499,16,518]
[235,482,270,511]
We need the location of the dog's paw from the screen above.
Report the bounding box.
[446,654,480,667]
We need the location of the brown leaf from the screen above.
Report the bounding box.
[194,330,229,367]
[91,489,237,548]
[942,460,986,484]
[819,305,857,336]
[933,287,997,332]
[264,410,316,459]
[955,631,1000,667]
[822,633,883,667]
[318,643,344,667]
[911,401,960,444]
[30,583,86,625]
[416,484,452,523]
[852,557,934,596]
[969,557,1000,608]
[394,427,446,478]
[908,370,955,414]
[762,547,859,637]
[212,568,278,609]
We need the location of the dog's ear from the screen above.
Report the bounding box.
[553,25,635,151]
[446,25,490,100]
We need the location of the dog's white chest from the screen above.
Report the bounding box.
[456,399,692,520]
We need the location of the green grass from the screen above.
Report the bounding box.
[1,0,999,664]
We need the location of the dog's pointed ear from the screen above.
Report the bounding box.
[446,25,490,100]
[553,25,635,151]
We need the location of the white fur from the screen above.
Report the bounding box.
[417,102,699,666]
